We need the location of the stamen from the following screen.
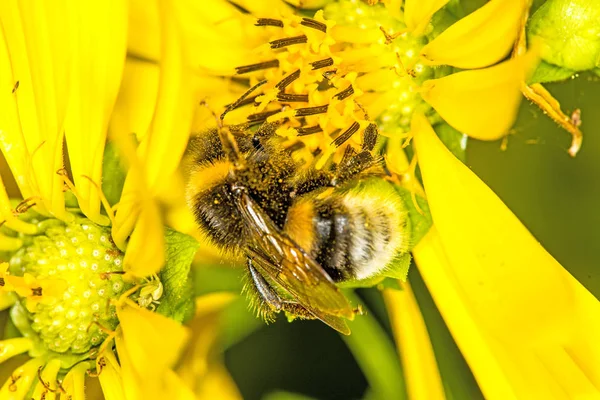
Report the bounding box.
[247,109,282,123]
[332,121,360,147]
[275,70,300,91]
[333,85,354,101]
[310,58,334,70]
[277,93,309,102]
[255,18,283,27]
[12,81,19,94]
[31,287,43,296]
[235,60,279,74]
[285,141,306,153]
[0,277,4,286]
[225,94,259,109]
[270,35,307,49]
[296,125,323,136]
[301,18,327,33]
[221,80,267,120]
[362,123,378,151]
[295,105,329,117]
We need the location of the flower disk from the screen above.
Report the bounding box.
[9,219,130,354]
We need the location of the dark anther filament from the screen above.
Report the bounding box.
[277,93,309,102]
[300,18,327,33]
[221,80,267,120]
[332,121,360,147]
[276,69,300,91]
[295,105,329,117]
[255,18,284,27]
[296,125,323,136]
[235,60,279,74]
[310,58,334,70]
[270,35,308,49]
[333,85,354,101]
[247,109,282,123]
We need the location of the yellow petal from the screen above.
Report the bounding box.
[109,59,160,146]
[122,197,165,278]
[117,303,189,380]
[63,1,127,225]
[420,0,527,69]
[0,337,32,363]
[0,358,45,399]
[98,350,126,400]
[383,284,445,400]
[420,53,534,140]
[30,359,61,400]
[404,0,448,35]
[412,113,600,398]
[0,0,71,218]
[113,0,193,262]
[62,361,90,400]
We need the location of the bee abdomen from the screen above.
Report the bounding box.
[285,179,410,282]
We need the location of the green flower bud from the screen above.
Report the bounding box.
[528,0,600,71]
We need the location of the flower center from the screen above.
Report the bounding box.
[9,218,130,355]
[228,1,440,166]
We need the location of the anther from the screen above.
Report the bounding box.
[275,69,300,91]
[247,109,283,123]
[322,70,337,81]
[235,60,279,75]
[300,18,327,33]
[221,80,267,120]
[31,287,43,296]
[14,197,38,214]
[255,18,284,27]
[0,277,5,287]
[277,93,309,103]
[8,374,20,392]
[270,35,307,49]
[99,271,126,280]
[332,121,360,147]
[296,125,323,136]
[12,81,19,94]
[310,58,334,71]
[295,105,328,117]
[87,357,106,377]
[333,85,354,101]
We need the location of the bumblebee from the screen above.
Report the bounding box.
[186,113,410,334]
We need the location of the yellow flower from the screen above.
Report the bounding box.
[171,0,598,398]
[0,1,195,398]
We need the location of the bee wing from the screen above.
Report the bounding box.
[247,246,352,335]
[235,191,356,321]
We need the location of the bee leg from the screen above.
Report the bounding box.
[247,259,316,321]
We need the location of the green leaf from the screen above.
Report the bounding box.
[193,264,245,296]
[101,140,127,206]
[528,60,576,84]
[434,122,467,162]
[393,187,433,248]
[342,291,407,400]
[155,228,199,323]
[527,0,600,71]
[263,392,317,400]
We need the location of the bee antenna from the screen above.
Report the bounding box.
[200,100,245,170]
[199,100,224,129]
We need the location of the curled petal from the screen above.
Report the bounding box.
[420,52,536,140]
[62,362,90,400]
[404,0,448,35]
[412,113,600,398]
[420,0,528,69]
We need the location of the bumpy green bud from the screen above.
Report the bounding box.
[9,218,130,354]
[528,0,600,71]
